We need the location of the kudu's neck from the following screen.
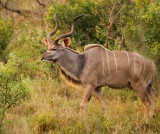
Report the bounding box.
[57,48,85,82]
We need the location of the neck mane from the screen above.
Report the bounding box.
[66,47,80,54]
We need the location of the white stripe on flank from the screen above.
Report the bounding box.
[132,53,136,74]
[112,51,118,74]
[134,53,141,72]
[123,51,130,67]
[101,50,105,76]
[46,51,51,52]
[106,51,110,76]
[142,57,145,72]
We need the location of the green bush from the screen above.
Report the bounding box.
[0,54,30,131]
[45,0,119,48]
[123,0,160,70]
[141,2,160,43]
[0,17,14,55]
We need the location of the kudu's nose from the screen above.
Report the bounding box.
[41,57,44,61]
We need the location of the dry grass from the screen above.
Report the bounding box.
[3,76,160,133]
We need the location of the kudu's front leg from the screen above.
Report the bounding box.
[132,83,155,117]
[79,85,94,118]
[147,87,155,117]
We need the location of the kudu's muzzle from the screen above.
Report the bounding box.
[41,57,44,61]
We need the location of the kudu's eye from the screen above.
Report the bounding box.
[52,48,57,51]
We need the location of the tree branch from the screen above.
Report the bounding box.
[105,0,119,48]
[0,0,22,14]
[118,0,125,48]
[36,0,46,8]
[87,30,103,44]
[5,0,9,7]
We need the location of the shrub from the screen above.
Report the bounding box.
[0,17,14,56]
[0,54,30,131]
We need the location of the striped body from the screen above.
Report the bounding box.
[55,45,155,92]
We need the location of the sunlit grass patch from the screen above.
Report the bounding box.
[4,78,160,134]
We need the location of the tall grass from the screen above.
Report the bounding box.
[4,76,160,133]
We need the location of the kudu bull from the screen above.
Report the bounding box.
[41,14,156,118]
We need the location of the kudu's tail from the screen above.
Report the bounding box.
[147,61,156,93]
[147,77,153,93]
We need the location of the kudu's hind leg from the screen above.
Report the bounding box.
[94,87,108,117]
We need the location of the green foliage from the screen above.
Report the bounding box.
[9,23,54,78]
[141,2,160,43]
[45,0,119,47]
[123,0,160,70]
[0,17,14,55]
[0,54,30,130]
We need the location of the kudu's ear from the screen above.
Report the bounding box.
[43,38,49,47]
[62,37,71,47]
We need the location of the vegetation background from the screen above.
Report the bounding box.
[0,0,160,133]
